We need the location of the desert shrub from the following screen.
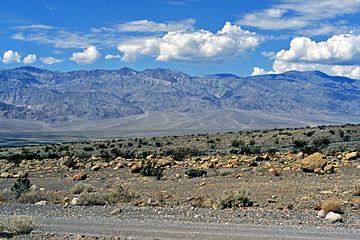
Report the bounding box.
[293,139,307,149]
[320,199,343,214]
[104,186,132,204]
[312,137,330,148]
[164,147,203,161]
[0,191,5,202]
[140,162,164,180]
[18,190,61,204]
[12,175,31,199]
[78,192,106,206]
[231,139,245,148]
[70,183,95,194]
[63,158,75,168]
[343,135,351,142]
[6,215,36,235]
[18,191,47,204]
[353,185,360,196]
[304,131,315,137]
[218,190,254,209]
[83,146,94,151]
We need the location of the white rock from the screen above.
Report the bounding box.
[71,197,80,206]
[35,200,47,205]
[317,209,326,218]
[325,212,342,223]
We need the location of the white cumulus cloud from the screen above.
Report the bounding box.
[2,50,21,64]
[23,54,37,64]
[40,57,63,65]
[254,33,360,79]
[70,46,101,64]
[118,22,260,62]
[276,34,360,65]
[237,0,360,35]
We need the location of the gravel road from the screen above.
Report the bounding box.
[1,204,359,239]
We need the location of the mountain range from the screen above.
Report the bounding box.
[0,66,359,133]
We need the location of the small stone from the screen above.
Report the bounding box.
[110,207,123,215]
[72,172,88,181]
[318,209,326,218]
[91,164,101,171]
[283,166,291,171]
[35,200,47,205]
[130,164,142,173]
[324,165,334,173]
[324,212,342,223]
[357,164,360,169]
[0,172,12,178]
[320,190,334,195]
[71,197,80,206]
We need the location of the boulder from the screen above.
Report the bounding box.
[72,172,88,181]
[301,153,328,172]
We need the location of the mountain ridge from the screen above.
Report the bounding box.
[0,66,359,131]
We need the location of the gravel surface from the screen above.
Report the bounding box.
[1,203,359,239]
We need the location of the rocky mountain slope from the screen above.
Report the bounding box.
[0,66,359,130]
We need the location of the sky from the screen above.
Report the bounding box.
[0,0,360,78]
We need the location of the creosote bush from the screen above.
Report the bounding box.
[12,175,31,199]
[140,162,164,180]
[218,190,254,209]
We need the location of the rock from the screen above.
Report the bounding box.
[301,153,328,172]
[357,164,360,169]
[320,190,334,195]
[324,165,335,173]
[72,172,88,181]
[159,159,172,167]
[283,166,291,171]
[185,169,207,178]
[0,172,12,178]
[110,207,123,215]
[345,152,358,160]
[324,212,342,223]
[35,200,48,205]
[91,164,102,171]
[71,197,80,206]
[318,209,326,218]
[130,164,142,173]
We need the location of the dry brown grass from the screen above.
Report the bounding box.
[320,199,343,214]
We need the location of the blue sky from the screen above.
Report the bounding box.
[0,0,359,78]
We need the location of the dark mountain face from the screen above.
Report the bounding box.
[0,67,359,126]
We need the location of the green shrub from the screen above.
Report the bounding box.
[218,190,254,209]
[18,190,61,204]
